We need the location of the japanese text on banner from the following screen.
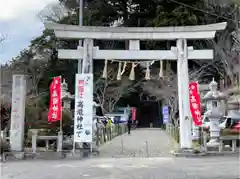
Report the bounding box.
[189,82,202,126]
[48,76,62,122]
[75,79,84,138]
[74,74,93,143]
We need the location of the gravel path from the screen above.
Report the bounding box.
[1,129,239,179]
[1,156,239,179]
[98,128,174,158]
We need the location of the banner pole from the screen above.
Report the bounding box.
[60,111,63,133]
[60,76,63,133]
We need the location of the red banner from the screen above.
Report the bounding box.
[131,107,136,121]
[48,76,62,123]
[189,82,202,126]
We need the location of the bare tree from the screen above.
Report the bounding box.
[201,3,239,82]
[0,33,7,43]
[0,37,4,43]
[94,66,138,113]
[38,2,68,23]
[208,31,237,81]
[11,48,49,97]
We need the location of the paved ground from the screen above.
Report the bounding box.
[98,128,174,158]
[1,129,239,178]
[1,156,239,179]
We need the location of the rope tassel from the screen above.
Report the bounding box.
[117,62,122,80]
[102,59,108,78]
[159,60,163,78]
[121,62,127,75]
[166,61,171,75]
[145,62,151,80]
[129,62,136,81]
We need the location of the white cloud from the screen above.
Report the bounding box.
[0,0,57,21]
[0,0,58,64]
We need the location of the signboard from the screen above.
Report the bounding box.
[162,106,169,124]
[74,73,93,143]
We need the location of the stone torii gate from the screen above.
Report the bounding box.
[44,22,226,149]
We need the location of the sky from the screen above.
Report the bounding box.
[0,0,58,64]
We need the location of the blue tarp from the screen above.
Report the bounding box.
[113,116,127,124]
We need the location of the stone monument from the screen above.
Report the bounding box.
[9,74,27,158]
[203,78,226,147]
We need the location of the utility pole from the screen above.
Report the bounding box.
[236,4,240,89]
[78,0,83,73]
[236,3,239,31]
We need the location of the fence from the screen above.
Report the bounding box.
[94,123,128,147]
[1,122,127,154]
[166,123,240,154]
[166,124,180,143]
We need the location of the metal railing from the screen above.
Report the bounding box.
[94,123,128,147]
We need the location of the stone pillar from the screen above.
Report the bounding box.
[192,123,200,141]
[57,131,63,152]
[10,74,26,152]
[63,99,71,110]
[207,109,222,147]
[31,129,38,154]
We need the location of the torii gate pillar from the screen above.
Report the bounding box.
[176,39,192,148]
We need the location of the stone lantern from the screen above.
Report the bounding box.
[202,78,227,147]
[61,79,74,110]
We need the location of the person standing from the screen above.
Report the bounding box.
[127,113,133,135]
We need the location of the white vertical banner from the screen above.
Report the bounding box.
[10,75,26,151]
[74,73,93,143]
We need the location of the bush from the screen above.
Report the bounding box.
[26,108,73,138]
[221,129,240,136]
[0,137,10,154]
[0,105,10,131]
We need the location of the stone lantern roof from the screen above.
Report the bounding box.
[202,78,227,101]
[61,79,74,100]
[61,79,68,91]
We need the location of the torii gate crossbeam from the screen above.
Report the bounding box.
[58,48,213,60]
